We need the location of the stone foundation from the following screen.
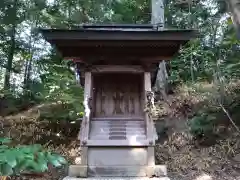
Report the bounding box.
[67,165,167,178]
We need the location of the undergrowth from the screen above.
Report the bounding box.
[1,80,240,179]
[0,138,67,177]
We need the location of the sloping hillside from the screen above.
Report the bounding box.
[1,82,240,180]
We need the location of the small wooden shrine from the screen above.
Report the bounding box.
[41,24,197,179]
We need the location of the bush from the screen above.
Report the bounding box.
[0,138,67,176]
[188,113,216,138]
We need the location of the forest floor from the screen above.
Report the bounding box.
[1,82,240,180]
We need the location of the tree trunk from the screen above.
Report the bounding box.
[151,0,169,100]
[23,17,39,90]
[23,33,33,89]
[4,0,18,90]
[227,0,240,38]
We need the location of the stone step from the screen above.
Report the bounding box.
[63,177,170,180]
[90,120,146,141]
[68,165,167,178]
[90,135,146,140]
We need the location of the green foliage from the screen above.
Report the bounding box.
[0,138,67,176]
[37,52,84,121]
[0,0,240,141]
[188,113,216,137]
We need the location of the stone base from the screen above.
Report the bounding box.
[63,177,170,180]
[69,165,88,178]
[68,165,167,178]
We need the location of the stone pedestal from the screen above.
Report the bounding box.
[63,177,170,180]
[67,164,167,178]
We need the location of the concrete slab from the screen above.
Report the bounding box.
[63,177,170,180]
[68,165,167,177]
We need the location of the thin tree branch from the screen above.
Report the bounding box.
[219,103,240,133]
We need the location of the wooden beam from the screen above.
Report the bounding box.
[144,72,154,142]
[59,47,176,58]
[140,56,172,61]
[91,65,144,73]
[144,72,156,168]
[41,29,197,41]
[91,117,144,121]
[80,71,92,166]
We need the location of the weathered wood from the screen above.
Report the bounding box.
[92,65,144,73]
[144,72,156,168]
[70,56,172,63]
[89,120,146,141]
[140,56,171,62]
[79,71,92,166]
[86,140,149,146]
[93,74,143,117]
[81,72,92,142]
[41,28,196,41]
[144,72,154,142]
[91,117,144,121]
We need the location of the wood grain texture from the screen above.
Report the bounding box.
[92,65,144,73]
[89,120,146,143]
[86,140,149,146]
[93,74,143,118]
[144,72,156,167]
[144,72,154,142]
[80,71,92,166]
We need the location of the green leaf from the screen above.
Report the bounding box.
[47,155,62,167]
[28,161,42,172]
[31,144,42,152]
[0,154,7,163]
[0,145,8,151]
[55,156,67,164]
[6,154,17,168]
[37,152,48,171]
[1,163,13,176]
[0,138,11,144]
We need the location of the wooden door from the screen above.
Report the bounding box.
[93,73,143,118]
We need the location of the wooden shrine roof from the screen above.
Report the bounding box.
[40,24,197,64]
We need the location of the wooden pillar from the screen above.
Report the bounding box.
[144,72,155,167]
[80,71,92,166]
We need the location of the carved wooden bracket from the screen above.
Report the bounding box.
[88,97,93,110]
[144,90,155,120]
[84,95,92,119]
